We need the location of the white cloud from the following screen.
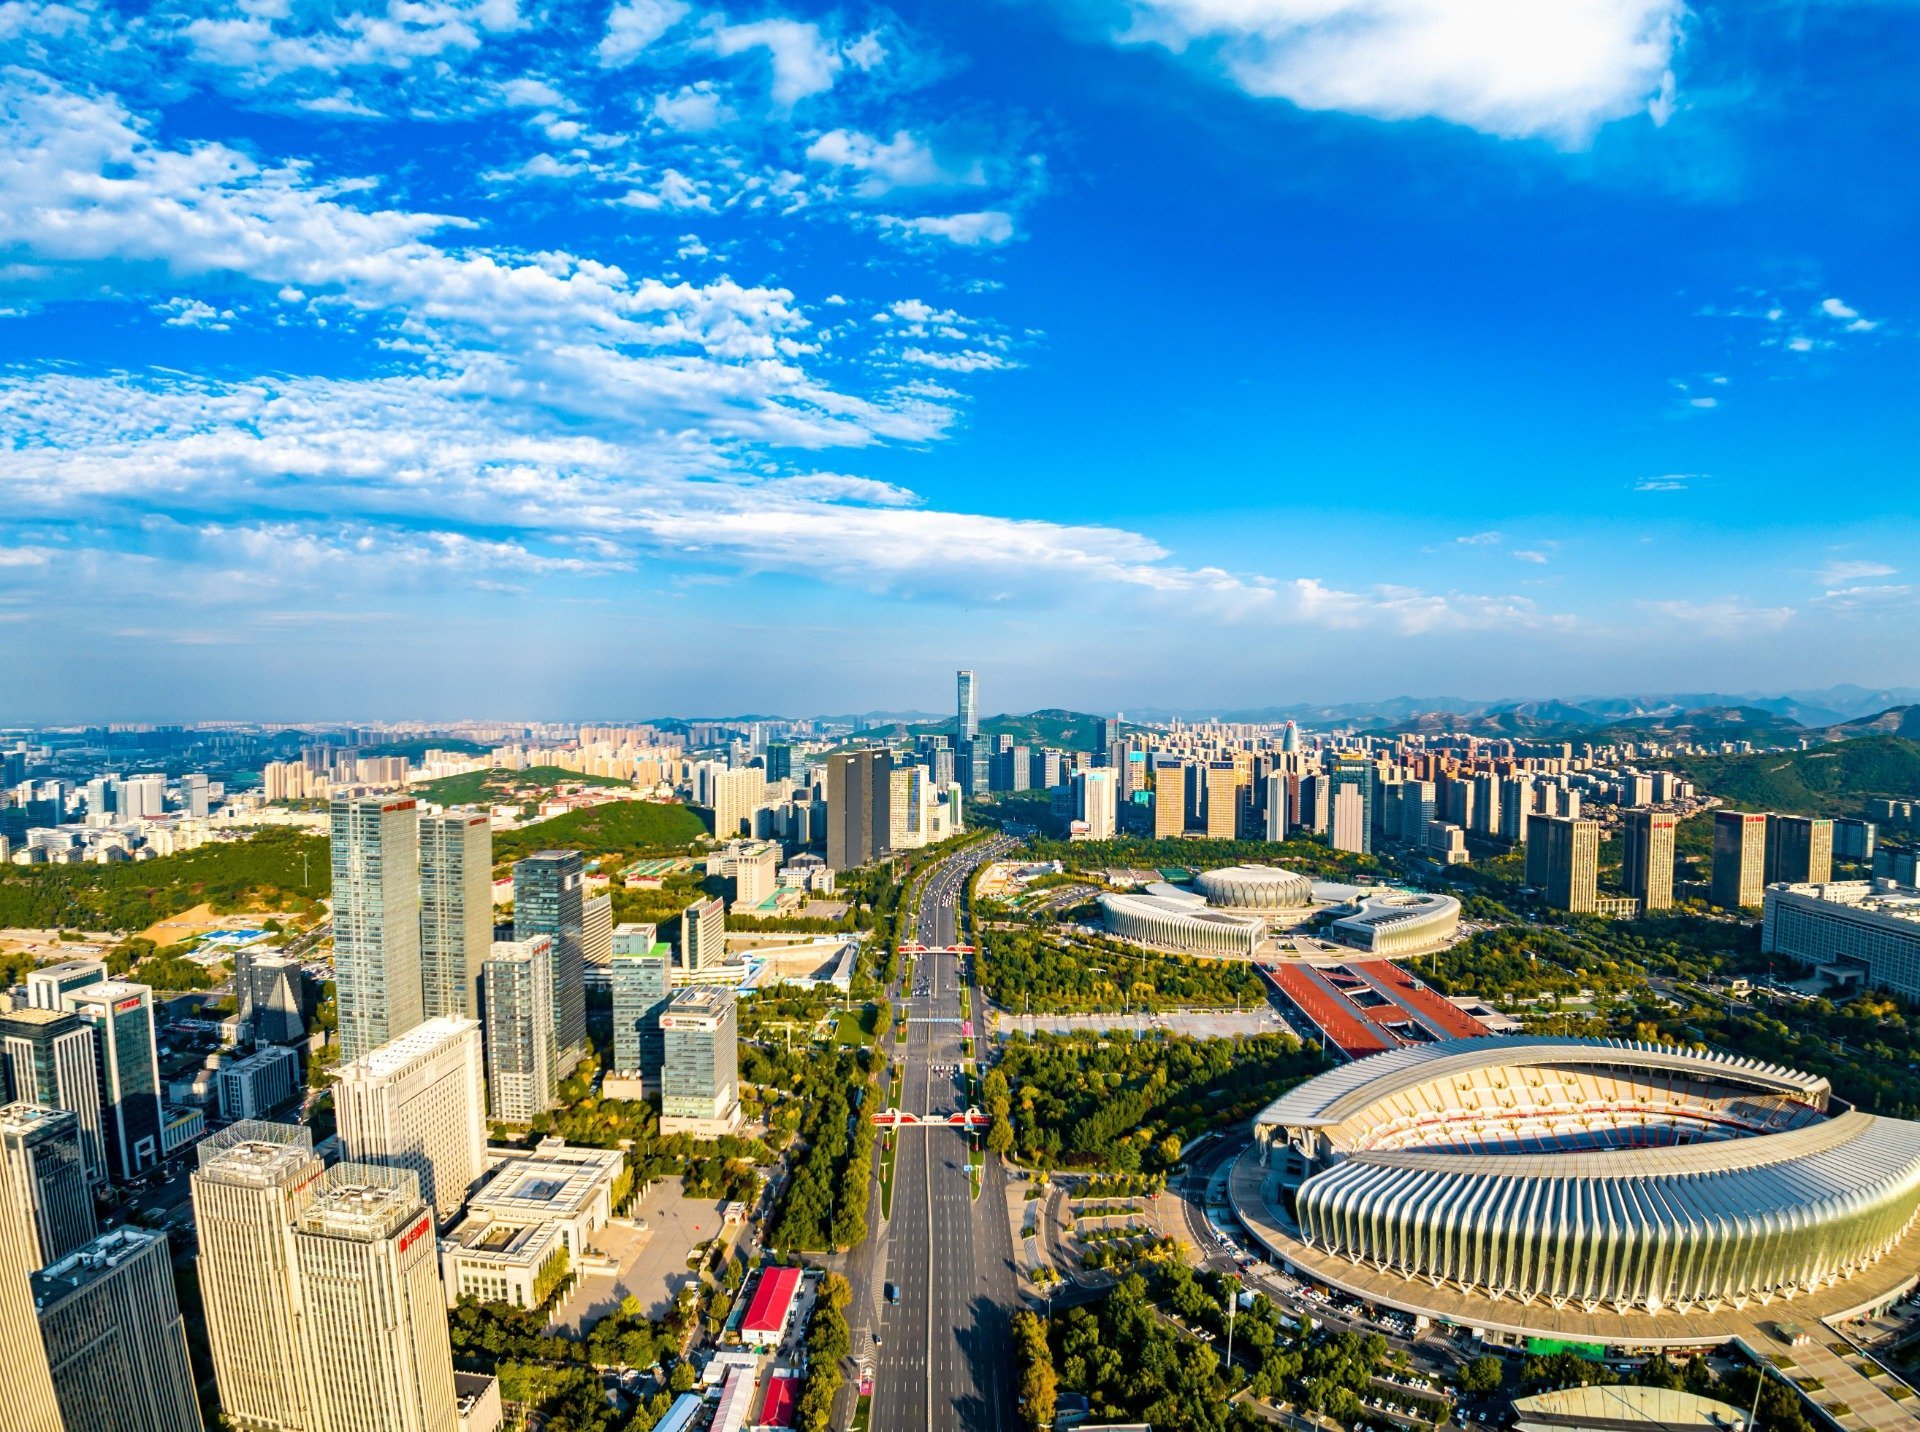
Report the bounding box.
[1818,559,1897,588]
[1454,530,1502,546]
[156,297,236,329]
[901,347,1015,373]
[1818,295,1879,333]
[650,82,734,131]
[1632,474,1694,491]
[183,0,524,82]
[597,0,689,67]
[880,211,1015,246]
[1108,0,1684,143]
[807,129,983,195]
[706,17,843,107]
[1638,597,1793,635]
[1513,549,1549,564]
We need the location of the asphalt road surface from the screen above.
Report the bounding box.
[870,834,1023,1432]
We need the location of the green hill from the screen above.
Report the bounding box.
[0,827,327,934]
[491,800,708,869]
[1672,735,1920,818]
[413,764,629,808]
[1827,705,1920,740]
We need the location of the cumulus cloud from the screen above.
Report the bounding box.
[880,210,1016,245]
[705,17,843,107]
[650,82,735,131]
[183,0,524,84]
[1638,597,1794,635]
[597,0,688,67]
[806,128,985,195]
[1104,0,1684,143]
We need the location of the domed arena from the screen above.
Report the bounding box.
[1193,864,1314,909]
[1236,1037,1920,1337]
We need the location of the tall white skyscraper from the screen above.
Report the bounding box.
[332,795,424,1063]
[1073,769,1118,840]
[292,1164,460,1432]
[0,1109,61,1432]
[334,1017,487,1222]
[418,812,492,1023]
[956,669,978,744]
[483,938,557,1125]
[0,1103,95,1265]
[191,1122,325,1432]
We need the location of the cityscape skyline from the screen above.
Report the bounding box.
[0,2,1916,714]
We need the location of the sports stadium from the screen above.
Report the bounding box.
[1231,1036,1920,1345]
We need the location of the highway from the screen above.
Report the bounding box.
[867,833,1023,1432]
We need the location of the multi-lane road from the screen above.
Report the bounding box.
[864,833,1023,1432]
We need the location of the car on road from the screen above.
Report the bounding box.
[885,1282,900,1305]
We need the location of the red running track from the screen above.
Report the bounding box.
[1352,961,1487,1040]
[1264,963,1393,1059]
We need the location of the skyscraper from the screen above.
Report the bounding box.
[0,1103,95,1264]
[611,924,670,1086]
[956,669,978,744]
[1203,764,1241,839]
[419,811,492,1024]
[825,747,892,871]
[1766,814,1834,886]
[512,850,587,1074]
[1074,769,1118,840]
[292,1164,460,1432]
[1152,759,1187,838]
[332,795,424,1063]
[1712,810,1770,910]
[234,946,308,1045]
[1623,809,1678,913]
[1326,754,1376,855]
[1528,814,1600,914]
[679,895,726,972]
[334,1017,487,1223]
[33,1227,201,1432]
[483,938,557,1125]
[0,1142,60,1432]
[65,980,162,1182]
[191,1122,324,1432]
[709,766,767,839]
[582,891,615,973]
[658,987,741,1136]
[0,1008,106,1185]
[25,957,106,1010]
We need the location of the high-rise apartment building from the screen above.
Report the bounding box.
[1074,769,1118,840]
[1203,764,1240,839]
[332,795,424,1063]
[1712,810,1770,910]
[582,891,615,974]
[679,895,726,971]
[1152,760,1187,838]
[191,1122,325,1432]
[65,980,162,1182]
[483,938,557,1125]
[658,988,741,1136]
[956,669,978,745]
[611,925,670,1085]
[1623,809,1677,913]
[1326,755,1376,856]
[334,1017,486,1222]
[709,766,767,840]
[419,811,491,1024]
[512,851,587,1074]
[0,1141,60,1432]
[1500,776,1535,846]
[1766,814,1834,886]
[0,1103,95,1264]
[292,1164,460,1432]
[1528,814,1601,914]
[33,1227,200,1432]
[0,1008,105,1185]
[825,747,891,871]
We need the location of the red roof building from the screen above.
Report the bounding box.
[740,1265,803,1344]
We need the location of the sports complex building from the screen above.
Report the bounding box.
[1231,1036,1920,1346]
[1097,865,1459,959]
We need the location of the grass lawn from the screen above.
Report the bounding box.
[831,1004,881,1046]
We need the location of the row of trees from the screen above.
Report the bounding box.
[1012,1310,1056,1428]
[981,928,1268,1014]
[792,1273,853,1432]
[993,1030,1323,1173]
[769,1048,875,1251]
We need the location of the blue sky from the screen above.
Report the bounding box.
[1,0,1915,721]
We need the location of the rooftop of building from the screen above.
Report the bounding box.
[300,1166,427,1240]
[31,1227,164,1306]
[0,1101,76,1137]
[441,1211,563,1265]
[470,1140,622,1220]
[0,1005,79,1027]
[1511,1385,1748,1432]
[195,1119,317,1181]
[334,1015,481,1081]
[662,985,733,1021]
[65,979,148,1004]
[1770,879,1920,921]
